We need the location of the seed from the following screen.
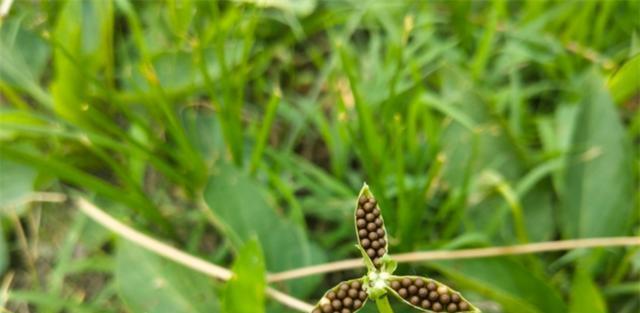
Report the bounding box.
[415,279,425,287]
[451,294,460,303]
[372,207,380,216]
[391,281,401,290]
[367,223,377,231]
[359,197,368,205]
[402,278,412,287]
[369,198,377,206]
[365,213,375,222]
[447,303,458,312]
[348,288,358,298]
[378,238,386,246]
[398,288,408,297]
[421,299,431,308]
[357,219,366,228]
[353,299,362,309]
[327,291,336,300]
[358,290,367,300]
[337,290,346,299]
[377,248,386,256]
[408,285,418,295]
[419,287,428,297]
[350,281,361,289]
[410,296,420,305]
[356,209,365,218]
[374,217,382,226]
[458,302,469,310]
[376,228,385,237]
[429,291,439,301]
[358,229,368,237]
[341,309,350,313]
[363,202,374,211]
[332,299,342,309]
[313,309,321,313]
[368,232,378,240]
[440,294,450,304]
[367,248,376,258]
[340,283,350,291]
[321,304,332,313]
[427,282,437,291]
[371,240,380,249]
[361,239,371,247]
[437,286,448,294]
[432,302,443,312]
[343,297,353,307]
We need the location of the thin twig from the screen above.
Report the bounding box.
[267,236,640,282]
[75,198,313,312]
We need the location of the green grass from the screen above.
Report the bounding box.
[0,1,638,313]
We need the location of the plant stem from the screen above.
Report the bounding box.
[375,296,394,313]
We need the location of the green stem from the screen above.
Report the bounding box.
[375,296,395,313]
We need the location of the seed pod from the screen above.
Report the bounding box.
[311,278,368,313]
[385,276,479,312]
[354,184,388,269]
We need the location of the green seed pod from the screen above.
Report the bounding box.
[354,184,389,270]
[311,279,368,313]
[386,276,479,313]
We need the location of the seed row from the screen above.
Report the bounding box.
[390,277,472,312]
[356,196,387,266]
[312,280,367,313]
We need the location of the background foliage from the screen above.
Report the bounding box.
[0,0,638,312]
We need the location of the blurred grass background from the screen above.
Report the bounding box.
[0,0,639,312]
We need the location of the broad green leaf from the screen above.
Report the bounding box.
[608,54,640,104]
[562,73,635,238]
[116,241,219,313]
[432,257,567,313]
[204,164,324,297]
[0,156,36,211]
[569,267,608,313]
[223,239,266,313]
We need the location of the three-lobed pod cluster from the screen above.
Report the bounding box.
[312,279,367,313]
[355,195,387,267]
[388,277,472,312]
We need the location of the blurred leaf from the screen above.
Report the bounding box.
[0,223,7,275]
[608,54,640,104]
[569,266,608,313]
[0,156,36,210]
[235,0,316,16]
[562,73,635,238]
[433,257,567,313]
[204,163,324,296]
[223,239,266,313]
[116,241,219,313]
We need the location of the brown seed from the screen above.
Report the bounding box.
[358,291,367,300]
[358,229,368,238]
[367,248,376,258]
[321,304,332,313]
[337,290,347,299]
[377,228,385,237]
[415,279,425,287]
[437,286,448,294]
[327,291,336,300]
[408,285,418,295]
[451,294,460,303]
[332,299,342,309]
[343,297,353,308]
[432,302,443,312]
[348,288,358,298]
[365,213,375,222]
[410,296,420,305]
[363,202,374,211]
[398,288,408,298]
[357,219,366,228]
[371,240,380,249]
[367,223,377,231]
[340,283,350,291]
[374,217,383,226]
[356,209,365,218]
[368,232,378,240]
[377,248,386,256]
[440,294,450,304]
[421,299,431,309]
[402,278,412,287]
[350,281,361,289]
[312,309,321,313]
[458,302,469,310]
[361,239,371,248]
[427,282,437,291]
[369,198,377,206]
[372,207,380,216]
[359,197,367,205]
[429,291,439,301]
[418,287,428,297]
[341,309,350,313]
[391,281,401,290]
[447,303,458,312]
[378,238,386,246]
[353,299,362,308]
